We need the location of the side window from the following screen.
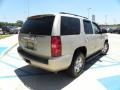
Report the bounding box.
[83,20,93,34]
[61,16,80,35]
[92,22,101,34]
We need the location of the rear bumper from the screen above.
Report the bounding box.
[17,47,49,64]
[17,47,72,72]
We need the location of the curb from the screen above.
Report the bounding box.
[0,42,18,58]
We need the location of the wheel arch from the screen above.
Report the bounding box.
[73,46,87,58]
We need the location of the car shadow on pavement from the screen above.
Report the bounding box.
[15,55,104,90]
[15,65,74,90]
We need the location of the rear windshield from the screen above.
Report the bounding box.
[20,16,55,35]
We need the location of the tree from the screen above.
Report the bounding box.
[0,22,4,28]
[16,20,23,27]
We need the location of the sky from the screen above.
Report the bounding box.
[0,0,120,24]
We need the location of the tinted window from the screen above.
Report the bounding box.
[92,22,101,34]
[61,16,80,35]
[20,16,55,35]
[83,20,93,34]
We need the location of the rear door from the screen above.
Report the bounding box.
[60,16,81,55]
[19,15,55,57]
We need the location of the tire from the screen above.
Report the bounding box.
[66,52,85,78]
[101,42,109,55]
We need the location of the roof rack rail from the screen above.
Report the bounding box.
[60,12,88,19]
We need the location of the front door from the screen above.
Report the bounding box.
[92,22,103,51]
[83,20,97,56]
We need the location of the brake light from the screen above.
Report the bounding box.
[51,36,62,57]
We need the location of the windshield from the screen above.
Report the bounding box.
[20,16,55,35]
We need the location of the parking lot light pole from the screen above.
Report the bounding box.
[27,0,29,17]
[87,8,91,20]
[105,15,108,29]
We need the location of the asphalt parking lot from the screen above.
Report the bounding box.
[0,34,120,90]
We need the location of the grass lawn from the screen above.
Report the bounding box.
[0,34,12,39]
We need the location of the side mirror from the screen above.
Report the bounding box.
[101,29,107,33]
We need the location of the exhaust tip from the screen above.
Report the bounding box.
[24,59,31,64]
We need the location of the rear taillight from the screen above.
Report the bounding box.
[51,36,62,57]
